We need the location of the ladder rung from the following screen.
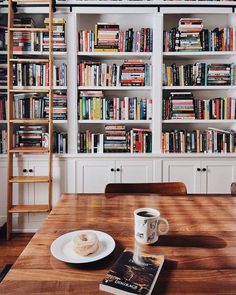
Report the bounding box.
[9,205,50,213]
[9,176,50,183]
[10,119,49,124]
[10,58,49,63]
[10,89,50,93]
[9,28,49,32]
[9,147,49,153]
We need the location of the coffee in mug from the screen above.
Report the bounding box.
[134,208,169,244]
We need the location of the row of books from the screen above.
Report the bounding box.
[13,63,67,87]
[163,92,236,120]
[78,91,152,120]
[79,24,153,52]
[14,125,67,153]
[13,92,67,120]
[53,131,68,153]
[77,126,152,153]
[78,60,151,86]
[164,25,236,52]
[0,17,66,52]
[0,94,6,120]
[0,130,7,154]
[162,128,236,153]
[163,63,236,86]
[0,63,7,86]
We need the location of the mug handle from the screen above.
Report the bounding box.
[157,217,169,235]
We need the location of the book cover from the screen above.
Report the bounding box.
[99,249,164,295]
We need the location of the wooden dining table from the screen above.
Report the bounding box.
[0,193,236,294]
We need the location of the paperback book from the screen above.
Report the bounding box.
[100,248,164,295]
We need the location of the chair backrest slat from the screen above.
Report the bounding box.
[105,182,187,196]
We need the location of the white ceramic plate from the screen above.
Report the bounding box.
[50,230,115,264]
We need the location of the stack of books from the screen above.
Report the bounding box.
[130,128,152,153]
[163,63,236,86]
[53,131,67,153]
[0,130,7,154]
[195,97,236,120]
[13,93,44,119]
[176,18,203,51]
[163,92,195,120]
[207,64,233,86]
[164,20,236,52]
[77,130,104,154]
[94,23,119,52]
[104,124,128,153]
[78,91,152,120]
[0,94,7,120]
[79,25,153,52]
[43,18,66,52]
[43,92,67,120]
[15,125,47,147]
[120,60,151,86]
[162,128,236,153]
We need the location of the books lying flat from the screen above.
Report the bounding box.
[100,248,164,295]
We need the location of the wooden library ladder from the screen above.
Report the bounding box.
[7,0,54,240]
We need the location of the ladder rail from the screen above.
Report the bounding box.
[6,0,53,240]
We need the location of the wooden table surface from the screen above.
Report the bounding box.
[1,193,236,294]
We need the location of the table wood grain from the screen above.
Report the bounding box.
[0,194,236,294]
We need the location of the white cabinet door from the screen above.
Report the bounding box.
[163,159,201,194]
[202,160,236,194]
[75,160,115,193]
[116,160,153,183]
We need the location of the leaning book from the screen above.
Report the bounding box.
[99,249,164,295]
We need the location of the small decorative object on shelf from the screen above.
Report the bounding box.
[162,127,236,153]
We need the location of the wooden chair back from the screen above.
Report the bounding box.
[105,182,187,196]
[231,183,236,195]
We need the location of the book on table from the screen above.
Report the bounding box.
[99,248,164,295]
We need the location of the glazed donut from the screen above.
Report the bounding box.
[72,232,99,256]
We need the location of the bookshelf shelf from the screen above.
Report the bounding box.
[78,86,152,90]
[78,120,152,124]
[77,52,152,59]
[163,120,236,124]
[0,51,67,57]
[163,51,236,59]
[163,86,236,90]
[0,86,7,90]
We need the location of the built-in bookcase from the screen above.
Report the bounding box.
[76,10,158,154]
[162,10,236,153]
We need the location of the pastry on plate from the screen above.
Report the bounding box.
[72,231,99,256]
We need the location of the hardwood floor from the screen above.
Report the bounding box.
[0,232,33,271]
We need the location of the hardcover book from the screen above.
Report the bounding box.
[99,249,164,295]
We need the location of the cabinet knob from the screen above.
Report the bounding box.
[29,169,34,173]
[111,168,115,172]
[116,168,120,172]
[197,168,201,172]
[202,168,207,172]
[23,169,27,173]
